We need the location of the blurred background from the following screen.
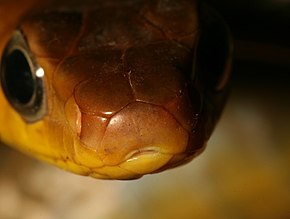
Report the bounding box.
[1,0,290,218]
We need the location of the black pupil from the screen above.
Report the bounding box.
[4,49,34,104]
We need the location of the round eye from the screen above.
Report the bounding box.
[0,31,47,123]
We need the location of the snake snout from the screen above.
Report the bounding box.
[92,102,189,174]
[62,44,203,178]
[66,97,190,175]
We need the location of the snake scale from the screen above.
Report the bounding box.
[0,0,231,179]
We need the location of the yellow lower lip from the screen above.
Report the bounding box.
[120,149,173,175]
[124,147,163,160]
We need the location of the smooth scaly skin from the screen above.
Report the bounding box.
[0,0,230,179]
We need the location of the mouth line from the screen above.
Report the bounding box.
[124,147,162,161]
[123,147,184,163]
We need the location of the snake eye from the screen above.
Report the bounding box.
[0,31,46,123]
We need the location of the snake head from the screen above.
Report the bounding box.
[0,1,231,179]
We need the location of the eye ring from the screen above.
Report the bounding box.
[0,31,47,123]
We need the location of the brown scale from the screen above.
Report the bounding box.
[1,0,231,178]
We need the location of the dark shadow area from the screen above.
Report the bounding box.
[207,0,290,97]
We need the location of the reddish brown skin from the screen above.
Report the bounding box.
[2,0,230,175]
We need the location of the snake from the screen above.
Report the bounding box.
[0,0,231,179]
